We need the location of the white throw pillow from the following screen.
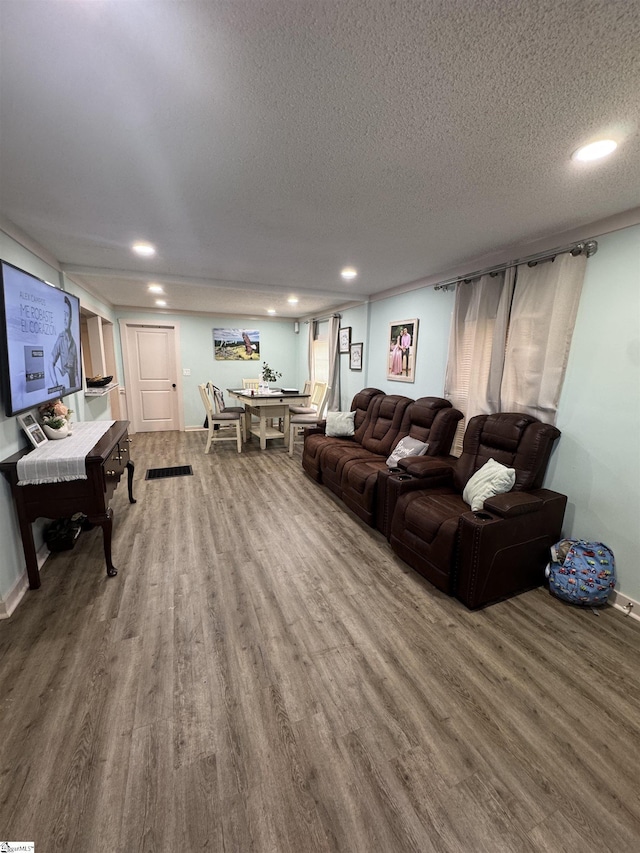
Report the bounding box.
[325,410,356,437]
[463,458,516,511]
[386,437,429,468]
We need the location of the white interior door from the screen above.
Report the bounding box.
[122,322,182,432]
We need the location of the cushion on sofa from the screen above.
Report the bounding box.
[462,458,515,511]
[326,411,356,437]
[386,436,428,468]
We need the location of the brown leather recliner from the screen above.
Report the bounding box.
[302,387,382,483]
[389,413,567,609]
[320,394,414,498]
[341,397,463,527]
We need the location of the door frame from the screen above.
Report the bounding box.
[119,317,185,433]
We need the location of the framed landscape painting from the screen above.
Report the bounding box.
[387,319,419,382]
[213,328,260,360]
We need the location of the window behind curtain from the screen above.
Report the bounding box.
[312,320,329,383]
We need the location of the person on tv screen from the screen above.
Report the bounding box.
[50,295,78,389]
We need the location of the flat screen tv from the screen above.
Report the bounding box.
[0,260,82,416]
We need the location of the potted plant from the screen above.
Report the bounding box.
[260,362,282,390]
[39,399,73,439]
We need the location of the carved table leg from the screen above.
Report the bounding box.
[126,460,136,504]
[16,504,41,589]
[89,507,117,577]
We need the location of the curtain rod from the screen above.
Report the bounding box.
[433,239,598,291]
[305,312,342,323]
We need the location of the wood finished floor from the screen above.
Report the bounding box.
[1,430,639,852]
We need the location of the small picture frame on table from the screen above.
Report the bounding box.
[349,342,363,371]
[339,326,351,354]
[18,412,48,448]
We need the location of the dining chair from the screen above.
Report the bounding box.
[299,379,312,400]
[199,383,243,453]
[207,382,247,441]
[289,380,327,415]
[239,377,262,426]
[207,382,245,412]
[288,384,330,456]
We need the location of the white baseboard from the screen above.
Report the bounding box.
[609,589,640,623]
[0,572,29,618]
[0,542,50,619]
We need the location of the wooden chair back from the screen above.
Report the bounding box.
[198,383,242,453]
[288,384,330,456]
[309,381,329,415]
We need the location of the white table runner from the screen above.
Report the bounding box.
[17,420,115,485]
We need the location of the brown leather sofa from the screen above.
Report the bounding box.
[389,412,566,609]
[302,389,462,528]
[302,387,382,483]
[341,397,463,526]
[320,393,414,499]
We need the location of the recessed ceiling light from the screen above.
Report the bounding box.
[287,297,299,304]
[341,266,358,281]
[148,283,164,294]
[267,308,276,315]
[572,139,617,162]
[155,299,167,307]
[132,241,156,257]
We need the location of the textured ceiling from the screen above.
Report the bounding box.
[1,0,639,319]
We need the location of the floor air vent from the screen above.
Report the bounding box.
[145,465,193,480]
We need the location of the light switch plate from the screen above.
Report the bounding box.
[183,368,191,376]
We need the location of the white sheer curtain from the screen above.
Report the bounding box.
[500,253,587,423]
[444,270,513,454]
[444,252,587,445]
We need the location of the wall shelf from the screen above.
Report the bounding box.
[79,308,121,417]
[84,382,119,397]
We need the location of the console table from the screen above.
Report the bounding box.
[0,420,136,589]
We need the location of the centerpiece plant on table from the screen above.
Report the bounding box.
[39,399,74,438]
[261,362,282,387]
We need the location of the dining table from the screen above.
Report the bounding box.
[227,388,311,450]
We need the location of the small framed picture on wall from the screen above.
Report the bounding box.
[339,327,351,354]
[18,412,48,449]
[349,342,363,370]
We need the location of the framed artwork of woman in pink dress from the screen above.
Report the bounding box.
[387,319,419,382]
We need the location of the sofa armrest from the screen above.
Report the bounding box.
[397,456,456,480]
[482,491,543,518]
[455,489,568,609]
[376,466,455,540]
[304,423,326,438]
